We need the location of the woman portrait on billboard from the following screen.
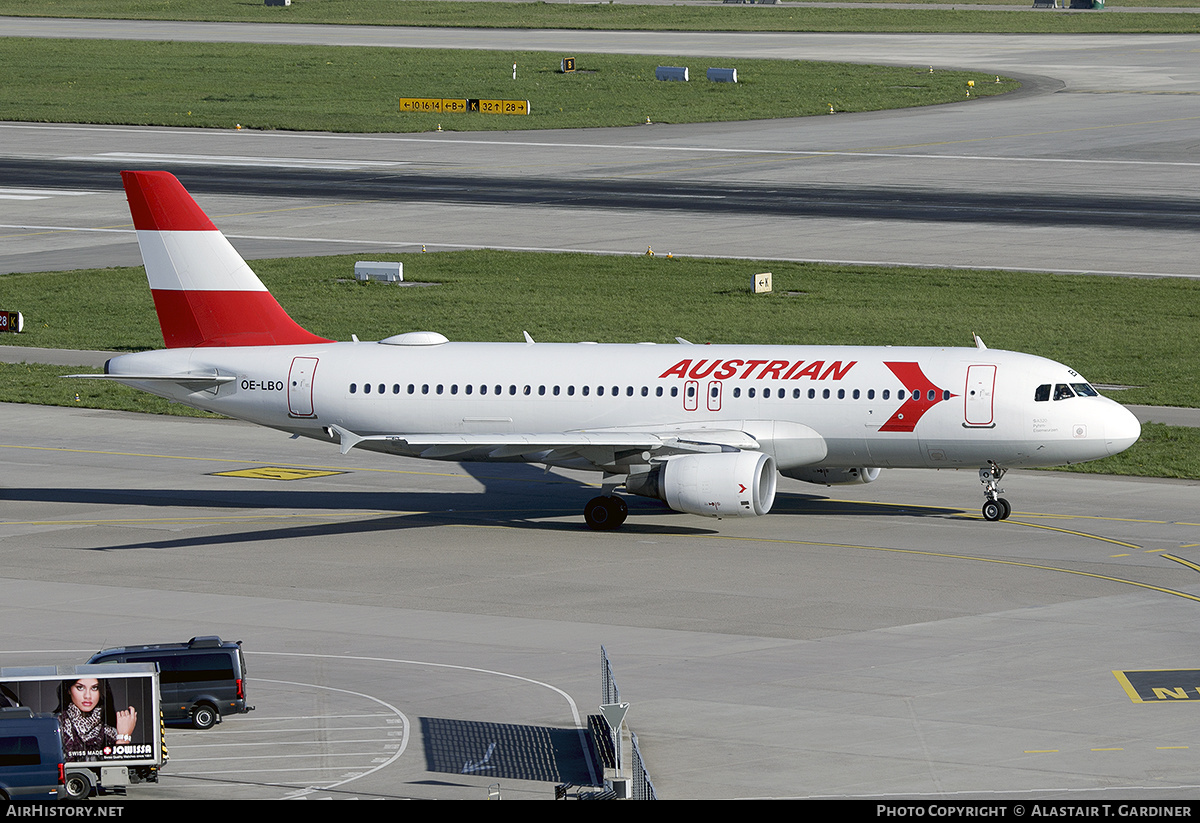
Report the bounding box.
[56,677,138,761]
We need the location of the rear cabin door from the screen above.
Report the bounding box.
[288,356,319,418]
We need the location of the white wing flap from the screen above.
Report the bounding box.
[328,426,765,468]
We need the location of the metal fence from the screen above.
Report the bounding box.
[600,646,658,800]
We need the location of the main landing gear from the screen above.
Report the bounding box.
[979,461,1011,521]
[584,495,628,531]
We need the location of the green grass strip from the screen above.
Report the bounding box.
[4,249,1195,479]
[1051,422,1200,480]
[1,0,1197,34]
[0,363,219,418]
[3,250,1196,410]
[0,39,1015,133]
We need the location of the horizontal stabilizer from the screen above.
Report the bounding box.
[67,373,236,390]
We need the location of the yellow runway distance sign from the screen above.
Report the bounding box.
[399,97,530,115]
[398,98,468,113]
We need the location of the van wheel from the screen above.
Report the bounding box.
[192,705,218,730]
[64,770,93,800]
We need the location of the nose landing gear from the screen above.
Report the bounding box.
[980,462,1011,521]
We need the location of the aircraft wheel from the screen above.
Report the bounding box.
[982,500,1003,522]
[610,496,628,527]
[998,498,1012,520]
[585,496,626,531]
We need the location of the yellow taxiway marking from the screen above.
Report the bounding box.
[703,534,1200,604]
[211,466,346,481]
[4,513,382,527]
[993,519,1142,550]
[841,497,1170,527]
[0,442,576,487]
[1161,554,1200,575]
[0,442,465,479]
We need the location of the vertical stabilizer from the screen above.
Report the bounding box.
[122,170,331,348]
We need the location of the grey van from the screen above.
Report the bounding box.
[0,707,64,801]
[88,637,251,729]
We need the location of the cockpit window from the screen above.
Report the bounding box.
[1054,383,1076,401]
[1071,383,1099,397]
[1034,384,1050,402]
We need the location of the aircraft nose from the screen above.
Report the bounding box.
[1106,402,1141,457]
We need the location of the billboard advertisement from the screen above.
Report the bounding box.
[0,665,163,766]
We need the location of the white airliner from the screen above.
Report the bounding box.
[81,171,1141,529]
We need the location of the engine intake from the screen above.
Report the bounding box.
[626,452,777,518]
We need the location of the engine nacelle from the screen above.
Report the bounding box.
[625,452,777,518]
[782,466,881,486]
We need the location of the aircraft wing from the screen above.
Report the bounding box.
[329,425,761,470]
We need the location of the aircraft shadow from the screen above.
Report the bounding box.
[4,463,963,552]
[770,495,963,518]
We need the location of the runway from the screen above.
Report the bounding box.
[2,22,1200,277]
[2,19,1200,800]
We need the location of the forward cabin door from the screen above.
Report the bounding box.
[964,364,996,427]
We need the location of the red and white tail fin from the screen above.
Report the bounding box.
[122,170,331,348]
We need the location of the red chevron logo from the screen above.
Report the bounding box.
[879,362,956,433]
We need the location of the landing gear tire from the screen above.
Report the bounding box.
[584,496,628,531]
[982,499,1011,522]
[979,462,1011,522]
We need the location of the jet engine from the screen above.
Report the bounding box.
[782,466,881,486]
[625,452,777,518]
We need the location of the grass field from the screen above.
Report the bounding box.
[1,0,1197,34]
[0,39,1015,133]
[3,250,1195,479]
[3,250,1196,407]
